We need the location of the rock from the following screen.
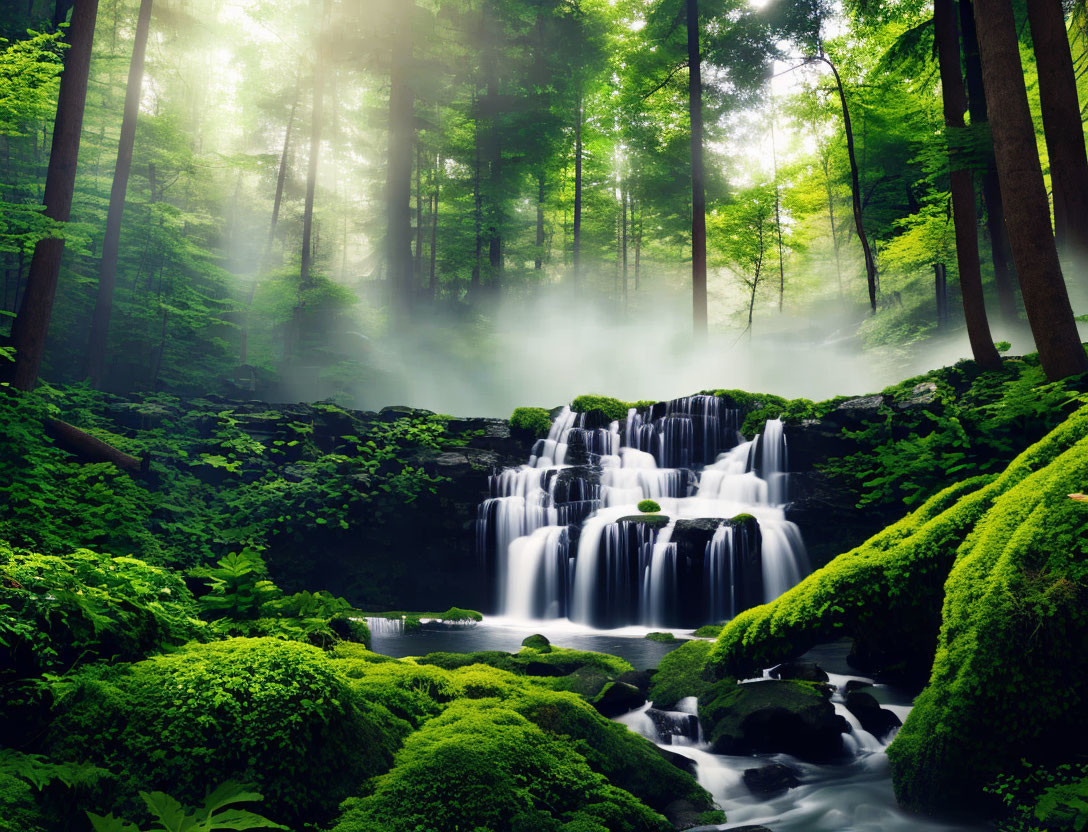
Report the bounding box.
[699,679,848,761]
[726,827,775,832]
[563,667,610,698]
[743,763,801,798]
[521,633,551,652]
[657,749,697,778]
[616,669,655,696]
[662,797,707,830]
[832,394,887,423]
[378,405,417,421]
[592,681,645,717]
[616,514,671,528]
[844,679,872,694]
[894,381,939,411]
[770,660,829,683]
[646,708,700,745]
[845,690,902,740]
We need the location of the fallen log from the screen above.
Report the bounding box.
[45,418,145,474]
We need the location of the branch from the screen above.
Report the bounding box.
[641,61,689,99]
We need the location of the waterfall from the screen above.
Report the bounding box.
[478,399,809,628]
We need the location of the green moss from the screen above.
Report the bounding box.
[693,624,723,638]
[522,633,552,652]
[643,632,676,643]
[510,407,553,438]
[571,395,637,422]
[637,500,661,514]
[616,514,670,528]
[48,638,404,827]
[417,646,633,679]
[363,607,483,622]
[329,699,673,832]
[708,406,1088,812]
[648,640,712,709]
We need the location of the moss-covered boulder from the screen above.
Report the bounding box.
[592,681,645,717]
[48,638,404,827]
[649,640,712,710]
[522,633,552,652]
[698,679,847,760]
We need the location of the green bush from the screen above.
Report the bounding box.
[48,638,404,827]
[510,407,552,438]
[571,396,640,422]
[637,500,661,514]
[987,762,1088,832]
[329,699,673,832]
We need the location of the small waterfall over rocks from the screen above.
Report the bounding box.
[477,395,810,628]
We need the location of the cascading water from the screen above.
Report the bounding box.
[477,395,810,628]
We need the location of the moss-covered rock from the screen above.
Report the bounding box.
[510,407,553,438]
[522,633,552,652]
[648,640,712,710]
[592,681,645,717]
[698,679,847,760]
[48,638,404,827]
[644,632,677,643]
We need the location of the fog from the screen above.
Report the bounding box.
[278,278,1053,418]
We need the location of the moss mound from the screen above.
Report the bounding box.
[49,638,404,826]
[707,405,1088,812]
[648,640,713,709]
[510,407,553,437]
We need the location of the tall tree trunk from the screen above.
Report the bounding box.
[687,0,707,337]
[771,108,785,312]
[387,3,414,315]
[572,90,583,283]
[6,0,98,391]
[1026,0,1088,253]
[415,141,424,281]
[429,158,439,301]
[634,199,642,291]
[935,0,1001,370]
[471,103,482,297]
[85,0,152,387]
[820,54,878,313]
[972,0,1087,380]
[960,0,1018,325]
[535,171,545,270]
[821,152,844,297]
[621,179,628,308]
[290,4,328,360]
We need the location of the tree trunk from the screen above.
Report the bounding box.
[687,0,707,337]
[573,89,583,282]
[972,0,1087,380]
[415,141,424,281]
[934,0,1001,370]
[291,2,328,360]
[85,0,152,387]
[5,0,98,391]
[959,0,1018,325]
[822,152,844,297]
[821,54,877,313]
[622,180,629,308]
[387,2,414,315]
[471,103,482,297]
[46,418,142,472]
[634,200,642,291]
[535,171,544,271]
[429,160,439,301]
[771,110,785,312]
[1026,0,1088,253]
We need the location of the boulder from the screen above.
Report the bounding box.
[743,763,801,798]
[647,708,700,745]
[592,681,645,718]
[894,381,939,411]
[616,669,655,696]
[699,679,848,760]
[845,690,902,740]
[521,633,551,652]
[844,679,872,694]
[769,660,829,683]
[657,749,698,778]
[562,667,610,698]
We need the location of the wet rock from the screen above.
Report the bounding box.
[562,667,609,698]
[592,681,645,717]
[743,763,801,798]
[616,669,655,696]
[699,679,848,761]
[521,633,551,652]
[844,679,873,694]
[378,405,417,421]
[663,797,707,830]
[657,749,698,778]
[646,708,700,745]
[770,660,829,683]
[894,381,939,411]
[845,690,902,740]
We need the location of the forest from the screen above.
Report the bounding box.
[1,0,1087,830]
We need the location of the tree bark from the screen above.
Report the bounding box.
[85,0,153,387]
[972,0,1087,380]
[821,54,878,314]
[46,418,142,472]
[687,0,707,338]
[6,0,99,391]
[572,89,583,283]
[959,0,1018,325]
[535,171,545,270]
[415,141,424,281]
[1025,0,1088,253]
[934,0,1001,370]
[387,2,414,315]
[429,159,439,301]
[621,179,629,309]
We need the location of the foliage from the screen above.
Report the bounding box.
[86,782,285,832]
[648,640,713,709]
[987,762,1088,832]
[637,499,661,514]
[47,638,403,827]
[571,395,653,423]
[510,407,553,438]
[643,631,675,643]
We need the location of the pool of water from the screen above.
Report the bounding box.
[368,616,687,669]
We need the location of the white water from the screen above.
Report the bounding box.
[478,395,810,627]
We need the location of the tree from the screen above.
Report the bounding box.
[84,0,153,387]
[712,183,775,337]
[5,0,99,391]
[1025,0,1088,254]
[688,0,708,337]
[971,0,1087,380]
[933,0,1000,370]
[387,1,414,315]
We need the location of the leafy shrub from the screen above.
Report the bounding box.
[48,638,404,826]
[637,500,661,514]
[329,699,673,832]
[570,395,652,422]
[510,407,552,437]
[86,781,284,832]
[987,762,1088,832]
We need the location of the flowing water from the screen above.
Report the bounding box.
[476,396,810,628]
